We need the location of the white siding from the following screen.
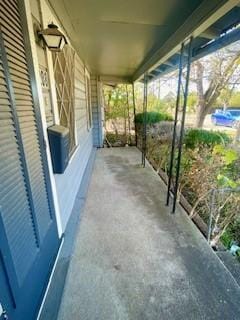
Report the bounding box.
[75,55,88,138]
[30,0,95,231]
[54,55,94,230]
[54,131,93,230]
[30,0,54,128]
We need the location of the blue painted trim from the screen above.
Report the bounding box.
[148,27,240,81]
[0,208,18,307]
[38,148,96,320]
[193,28,240,61]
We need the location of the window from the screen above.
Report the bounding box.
[52,46,76,153]
[85,69,92,130]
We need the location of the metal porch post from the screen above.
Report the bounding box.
[132,83,138,147]
[172,37,193,213]
[166,42,184,206]
[142,73,148,167]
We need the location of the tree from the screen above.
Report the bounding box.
[187,92,198,113]
[103,84,136,143]
[229,91,240,107]
[161,91,176,112]
[191,46,240,128]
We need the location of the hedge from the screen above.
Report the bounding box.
[184,129,231,149]
[135,111,173,124]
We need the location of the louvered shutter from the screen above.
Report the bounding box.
[0,0,59,319]
[0,0,52,241]
[0,51,38,285]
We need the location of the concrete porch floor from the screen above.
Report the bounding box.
[57,147,240,320]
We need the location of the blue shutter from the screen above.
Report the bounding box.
[0,50,38,285]
[1,0,52,241]
[0,0,59,319]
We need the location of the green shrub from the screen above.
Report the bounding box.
[184,129,231,149]
[220,231,233,248]
[224,220,240,246]
[135,111,173,124]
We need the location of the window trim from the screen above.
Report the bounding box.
[52,46,77,154]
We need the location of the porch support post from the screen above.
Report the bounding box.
[142,73,148,167]
[172,37,193,213]
[166,42,184,207]
[132,83,137,147]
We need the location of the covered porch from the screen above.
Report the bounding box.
[56,148,240,319]
[1,0,240,319]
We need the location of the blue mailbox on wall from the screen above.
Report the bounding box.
[47,125,70,174]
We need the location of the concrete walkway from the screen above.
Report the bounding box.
[57,147,240,320]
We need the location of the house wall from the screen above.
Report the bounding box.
[91,76,104,147]
[29,0,101,230]
[55,53,93,230]
[99,81,105,145]
[30,0,54,127]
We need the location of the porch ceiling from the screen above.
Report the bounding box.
[48,0,239,82]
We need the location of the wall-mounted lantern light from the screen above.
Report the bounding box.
[38,23,67,52]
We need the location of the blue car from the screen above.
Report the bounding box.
[211,109,240,128]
